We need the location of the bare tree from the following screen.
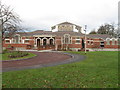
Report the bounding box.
[0,1,21,41]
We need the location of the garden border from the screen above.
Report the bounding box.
[2,53,37,62]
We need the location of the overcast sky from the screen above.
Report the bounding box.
[2,0,119,33]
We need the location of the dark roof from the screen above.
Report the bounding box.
[18,30,84,37]
[17,30,113,39]
[57,22,82,28]
[53,31,83,36]
[87,34,112,39]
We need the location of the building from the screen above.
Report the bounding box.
[3,22,120,51]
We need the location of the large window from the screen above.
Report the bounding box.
[63,34,71,44]
[13,34,20,43]
[50,39,54,45]
[43,39,47,45]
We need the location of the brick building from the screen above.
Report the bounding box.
[3,22,120,51]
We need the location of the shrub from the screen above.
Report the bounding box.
[3,49,9,54]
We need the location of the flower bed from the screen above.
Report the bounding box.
[8,51,29,58]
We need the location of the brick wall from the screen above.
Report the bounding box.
[3,36,120,50]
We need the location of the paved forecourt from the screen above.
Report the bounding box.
[2,51,86,72]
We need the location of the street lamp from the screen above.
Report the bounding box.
[84,25,87,54]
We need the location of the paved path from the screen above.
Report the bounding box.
[2,52,86,72]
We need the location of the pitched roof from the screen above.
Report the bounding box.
[87,34,112,39]
[53,31,84,36]
[57,22,75,25]
[17,30,114,39]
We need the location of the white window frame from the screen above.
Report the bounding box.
[75,39,81,44]
[5,39,11,44]
[24,40,30,44]
[63,34,71,44]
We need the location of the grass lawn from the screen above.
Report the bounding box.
[2,51,118,88]
[1,52,36,61]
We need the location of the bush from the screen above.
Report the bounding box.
[3,49,9,54]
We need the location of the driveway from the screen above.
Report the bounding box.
[2,51,86,72]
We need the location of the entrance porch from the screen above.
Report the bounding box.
[34,35,55,50]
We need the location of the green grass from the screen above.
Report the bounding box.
[2,51,118,88]
[1,52,36,61]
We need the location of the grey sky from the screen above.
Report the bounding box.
[2,0,119,33]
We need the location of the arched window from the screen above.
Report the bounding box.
[63,34,71,44]
[43,39,47,46]
[112,38,115,45]
[106,38,110,45]
[13,34,20,43]
[50,39,53,45]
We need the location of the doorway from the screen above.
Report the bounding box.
[37,39,40,47]
[50,39,53,45]
[43,39,47,46]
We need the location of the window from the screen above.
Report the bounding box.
[5,40,10,44]
[24,40,29,43]
[91,42,93,45]
[63,34,71,44]
[15,35,19,43]
[100,42,104,45]
[65,37,69,43]
[88,41,90,45]
[13,34,20,43]
[100,42,105,47]
[13,40,15,43]
[43,39,47,45]
[76,40,80,44]
[106,38,110,45]
[112,39,115,45]
[50,39,54,45]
